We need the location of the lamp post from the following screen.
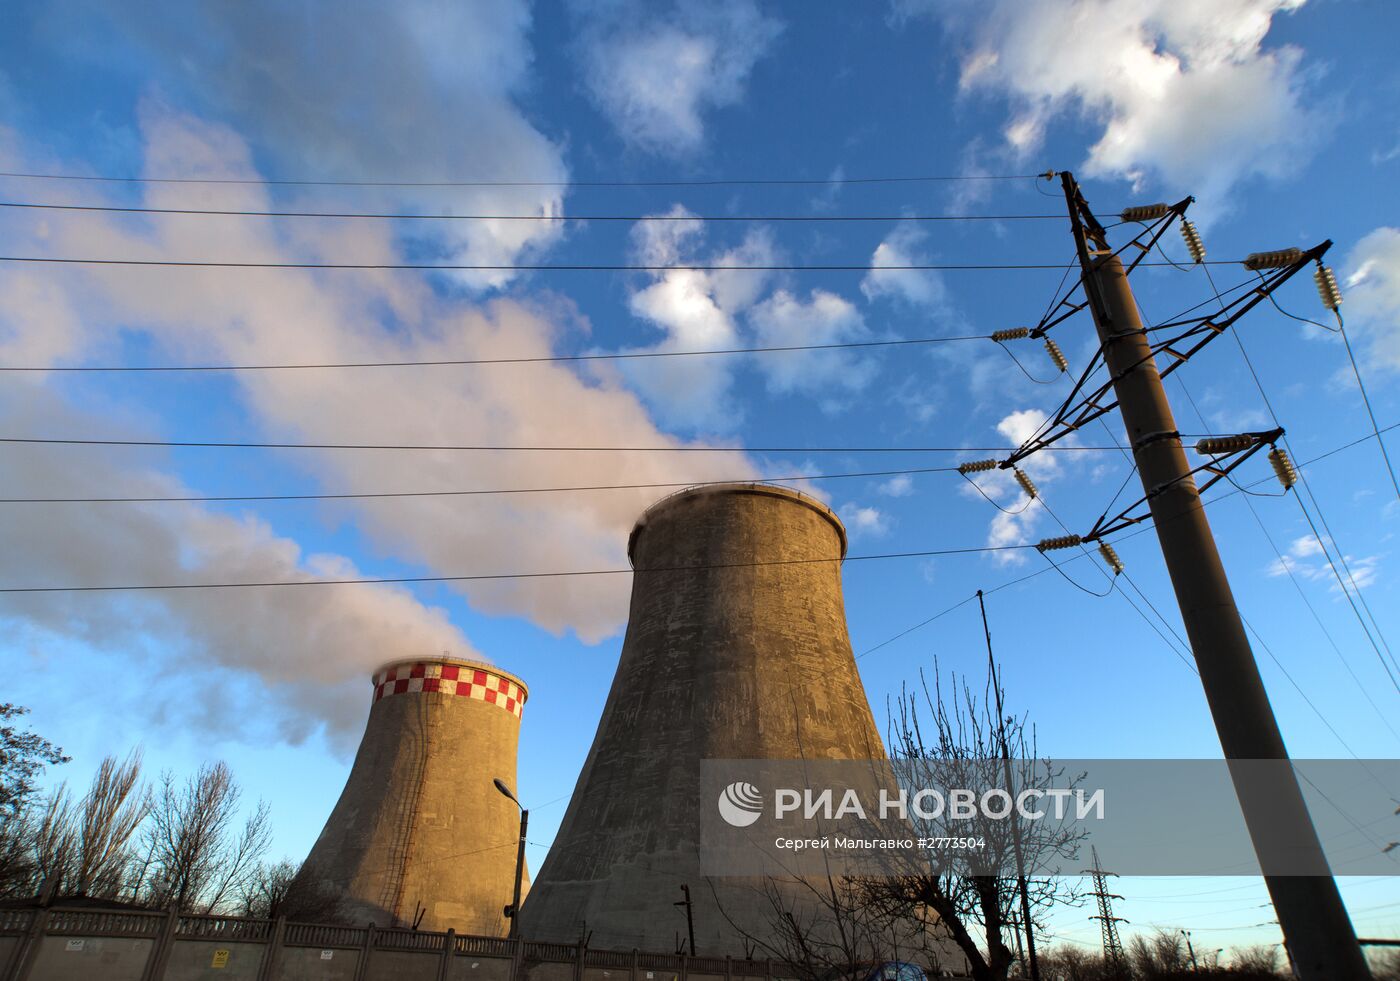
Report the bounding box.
[494,778,529,939]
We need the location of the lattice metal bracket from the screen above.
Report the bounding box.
[1082,428,1284,543]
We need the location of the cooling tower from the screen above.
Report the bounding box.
[295,657,529,934]
[519,483,901,955]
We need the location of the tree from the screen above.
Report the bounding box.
[143,761,270,913]
[0,704,69,820]
[72,752,148,897]
[869,663,1088,981]
[29,787,77,897]
[0,704,69,894]
[717,870,937,981]
[1125,930,1189,978]
[238,858,345,923]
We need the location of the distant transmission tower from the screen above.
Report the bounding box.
[1087,847,1127,973]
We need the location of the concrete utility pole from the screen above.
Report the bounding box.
[1058,171,1371,980]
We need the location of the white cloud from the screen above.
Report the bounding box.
[616,210,879,426]
[926,0,1319,207]
[0,111,763,740]
[861,224,949,308]
[0,390,473,748]
[1342,227,1400,372]
[838,504,890,538]
[878,474,915,497]
[620,208,776,428]
[748,288,874,396]
[1266,535,1380,592]
[959,408,1077,564]
[58,0,569,291]
[573,0,782,155]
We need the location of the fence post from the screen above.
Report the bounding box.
[140,907,180,981]
[763,958,772,981]
[724,955,732,981]
[437,928,455,981]
[256,917,286,981]
[574,939,585,981]
[630,948,639,981]
[5,907,49,981]
[352,924,377,981]
[679,952,688,981]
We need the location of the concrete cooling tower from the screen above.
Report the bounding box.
[519,483,901,955]
[295,657,529,934]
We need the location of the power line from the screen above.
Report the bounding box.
[0,169,1053,189]
[0,255,1246,272]
[0,437,1127,453]
[1195,261,1400,691]
[1162,343,1400,737]
[0,200,1065,223]
[0,466,959,505]
[1335,310,1400,503]
[0,542,1031,594]
[0,333,991,373]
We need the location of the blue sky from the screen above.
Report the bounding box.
[2,0,1399,961]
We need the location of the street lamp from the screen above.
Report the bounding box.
[494,778,528,940]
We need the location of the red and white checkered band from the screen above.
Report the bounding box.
[371,663,526,718]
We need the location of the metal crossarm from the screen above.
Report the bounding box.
[1083,429,1283,542]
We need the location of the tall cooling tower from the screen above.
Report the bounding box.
[520,483,892,954]
[295,657,529,934]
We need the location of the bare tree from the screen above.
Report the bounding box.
[717,870,931,981]
[239,859,345,923]
[1230,945,1281,975]
[73,752,148,898]
[144,761,270,913]
[1038,946,1114,981]
[869,663,1088,981]
[30,787,77,896]
[1125,929,1189,978]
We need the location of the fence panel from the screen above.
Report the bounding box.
[456,934,514,957]
[284,922,369,949]
[43,909,164,937]
[375,927,447,952]
[176,914,275,942]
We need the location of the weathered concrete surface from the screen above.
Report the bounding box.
[519,484,917,955]
[295,658,529,935]
[25,934,151,981]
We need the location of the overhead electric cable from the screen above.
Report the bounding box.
[1165,345,1400,736]
[0,255,1248,272]
[0,437,1127,453]
[1196,261,1400,688]
[1335,310,1400,503]
[0,465,959,505]
[0,200,1064,223]
[0,332,989,373]
[0,542,1032,594]
[32,443,1381,600]
[0,169,1053,188]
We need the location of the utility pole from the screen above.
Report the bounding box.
[1058,171,1370,979]
[978,591,1040,981]
[1181,929,1198,972]
[674,884,697,956]
[1086,847,1126,978]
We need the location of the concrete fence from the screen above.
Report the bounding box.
[0,907,806,981]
